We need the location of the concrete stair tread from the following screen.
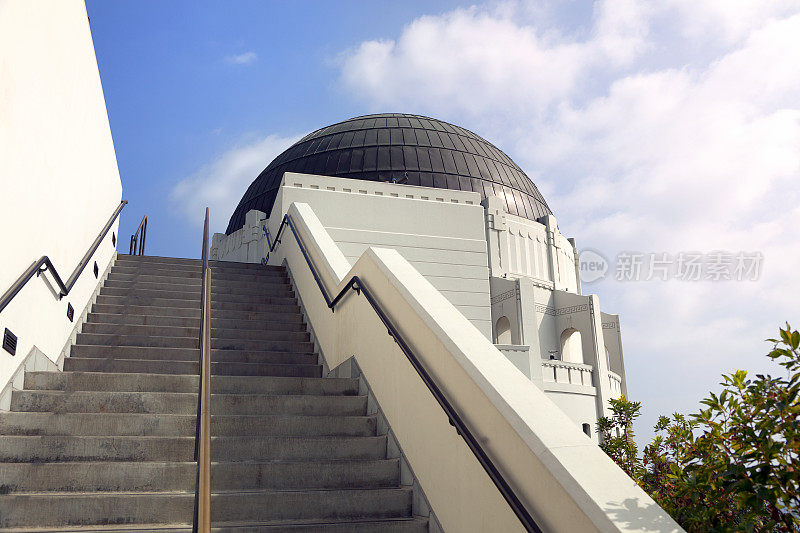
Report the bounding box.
[69,350,317,366]
[209,517,427,532]
[87,315,303,329]
[71,346,315,356]
[91,304,303,322]
[80,323,309,341]
[116,254,284,269]
[110,266,286,278]
[99,289,294,304]
[0,525,191,532]
[13,390,359,401]
[63,358,322,378]
[1,490,194,496]
[0,518,428,533]
[72,334,314,351]
[23,372,358,394]
[0,412,376,437]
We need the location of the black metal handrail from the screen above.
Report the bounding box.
[129,215,147,255]
[267,213,542,532]
[0,200,127,314]
[193,207,211,532]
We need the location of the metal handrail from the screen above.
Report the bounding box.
[268,213,542,532]
[129,215,147,255]
[0,200,127,314]
[193,207,212,533]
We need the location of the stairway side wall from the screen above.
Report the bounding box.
[270,201,683,533]
[0,2,122,399]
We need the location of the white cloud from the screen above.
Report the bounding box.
[170,134,300,232]
[337,0,800,443]
[225,51,258,65]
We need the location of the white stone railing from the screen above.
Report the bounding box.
[542,360,594,387]
[608,370,623,397]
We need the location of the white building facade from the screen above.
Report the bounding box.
[213,171,627,439]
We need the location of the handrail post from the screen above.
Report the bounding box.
[194,207,212,533]
[130,215,147,256]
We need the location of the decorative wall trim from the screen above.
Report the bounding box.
[490,289,516,305]
[556,304,588,316]
[535,303,589,316]
[602,322,617,330]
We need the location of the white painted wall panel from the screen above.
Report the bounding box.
[0,1,122,395]
[267,173,493,338]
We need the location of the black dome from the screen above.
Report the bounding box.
[226,113,552,234]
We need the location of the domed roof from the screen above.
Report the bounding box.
[226,113,552,234]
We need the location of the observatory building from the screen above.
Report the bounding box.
[212,113,628,437]
[0,2,679,531]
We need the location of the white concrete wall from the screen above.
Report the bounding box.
[216,172,493,338]
[0,1,122,401]
[601,311,628,397]
[484,197,579,293]
[273,201,681,533]
[543,387,600,441]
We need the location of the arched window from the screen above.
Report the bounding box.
[605,346,613,370]
[559,328,583,364]
[582,423,591,437]
[495,316,512,344]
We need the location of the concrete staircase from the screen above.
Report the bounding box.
[0,254,427,531]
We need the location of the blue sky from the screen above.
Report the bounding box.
[88,0,800,445]
[88,0,470,256]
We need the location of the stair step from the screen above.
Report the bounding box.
[103,279,293,295]
[74,332,313,352]
[10,390,197,414]
[211,376,359,396]
[85,313,304,331]
[23,372,358,395]
[100,287,293,303]
[0,412,374,438]
[0,436,194,462]
[71,346,317,365]
[24,371,198,393]
[0,459,399,493]
[111,266,287,283]
[0,488,411,529]
[0,518,428,532]
[116,255,284,272]
[80,323,310,343]
[11,390,364,416]
[212,414,377,437]
[0,412,195,436]
[95,294,299,311]
[210,517,427,533]
[90,304,303,323]
[92,302,200,318]
[211,394,366,416]
[63,357,321,377]
[211,488,412,523]
[105,271,286,286]
[0,461,195,493]
[212,459,399,490]
[0,491,193,528]
[212,435,387,462]
[0,435,386,464]
[114,260,273,274]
